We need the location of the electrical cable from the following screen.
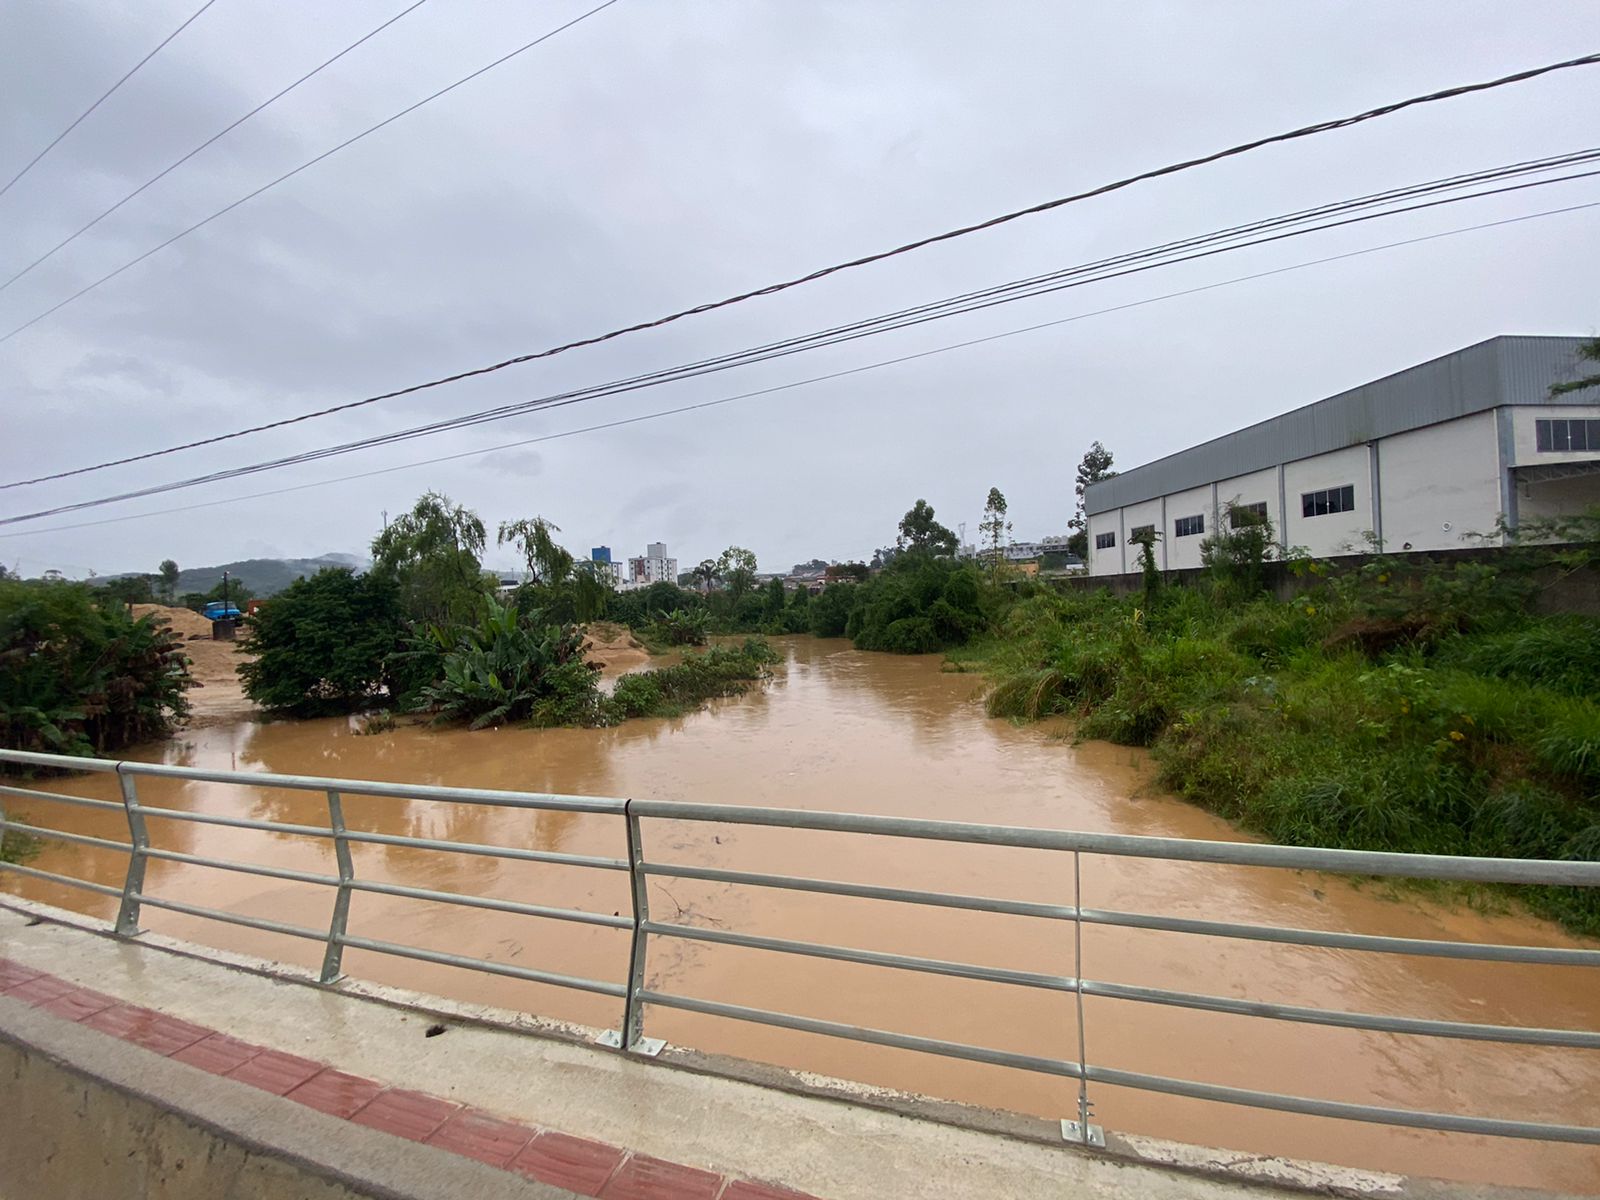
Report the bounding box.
[0,48,1593,372]
[3,197,1592,542]
[0,0,621,347]
[7,145,1597,491]
[4,165,1596,527]
[0,0,432,294]
[0,0,222,201]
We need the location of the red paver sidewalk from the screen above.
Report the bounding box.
[0,957,814,1200]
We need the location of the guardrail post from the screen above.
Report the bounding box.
[320,789,353,983]
[1063,848,1104,1147]
[617,802,663,1055]
[114,764,148,937]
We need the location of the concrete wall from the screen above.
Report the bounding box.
[1509,402,1600,465]
[1281,443,1372,556]
[0,996,555,1200]
[1377,410,1501,552]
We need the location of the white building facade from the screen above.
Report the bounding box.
[1085,336,1600,576]
[627,541,679,586]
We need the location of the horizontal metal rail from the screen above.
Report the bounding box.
[0,819,130,854]
[630,800,1600,885]
[0,749,624,814]
[1081,906,1600,967]
[339,828,626,871]
[135,805,334,839]
[649,920,1600,1048]
[1081,979,1600,1049]
[0,783,125,813]
[136,894,328,941]
[638,989,1081,1078]
[0,860,123,897]
[643,920,1077,991]
[349,879,632,929]
[336,933,625,997]
[6,746,1600,1153]
[143,847,338,888]
[1086,1064,1600,1145]
[641,860,1075,920]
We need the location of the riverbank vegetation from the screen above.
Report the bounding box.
[963,518,1600,935]
[0,578,190,764]
[238,492,779,729]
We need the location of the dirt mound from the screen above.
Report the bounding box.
[131,603,215,638]
[583,621,651,676]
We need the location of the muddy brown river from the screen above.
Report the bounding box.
[6,637,1599,1191]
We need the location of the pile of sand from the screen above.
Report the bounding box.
[582,621,652,676]
[131,603,215,638]
[130,604,258,727]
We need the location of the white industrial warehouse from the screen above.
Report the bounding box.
[1083,335,1600,577]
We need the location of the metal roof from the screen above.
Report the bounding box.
[1084,335,1592,515]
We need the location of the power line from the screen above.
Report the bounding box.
[7,144,1597,492]
[5,164,1597,526]
[4,197,1593,542]
[0,0,222,201]
[0,0,432,294]
[6,51,1595,473]
[0,0,621,346]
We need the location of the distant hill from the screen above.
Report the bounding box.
[112,554,367,598]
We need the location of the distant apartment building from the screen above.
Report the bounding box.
[1083,336,1600,577]
[627,542,678,587]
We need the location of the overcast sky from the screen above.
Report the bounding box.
[1,0,1595,581]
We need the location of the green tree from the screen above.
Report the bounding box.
[1551,337,1600,395]
[497,517,573,585]
[158,559,180,602]
[370,492,487,627]
[239,569,405,716]
[1201,502,1277,597]
[807,582,860,637]
[717,546,758,607]
[0,580,190,758]
[1068,441,1116,558]
[979,487,1011,581]
[897,500,958,557]
[691,558,719,592]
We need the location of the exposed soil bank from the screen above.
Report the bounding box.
[7,637,1599,1192]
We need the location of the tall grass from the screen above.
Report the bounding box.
[971,563,1600,936]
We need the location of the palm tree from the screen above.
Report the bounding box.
[692,559,719,593]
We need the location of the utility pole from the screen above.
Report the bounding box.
[222,570,230,615]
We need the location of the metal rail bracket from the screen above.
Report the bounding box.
[1061,1119,1106,1148]
[597,1029,665,1056]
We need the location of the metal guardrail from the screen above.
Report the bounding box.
[3,746,1599,1149]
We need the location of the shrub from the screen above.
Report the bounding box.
[0,579,190,760]
[412,596,600,729]
[606,640,779,719]
[849,557,989,653]
[806,583,859,637]
[240,569,406,717]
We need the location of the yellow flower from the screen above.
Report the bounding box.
[1377,573,1389,583]
[1463,714,1475,725]
[1305,606,1316,616]
[1449,730,1465,742]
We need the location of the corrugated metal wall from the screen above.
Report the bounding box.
[1085,335,1587,515]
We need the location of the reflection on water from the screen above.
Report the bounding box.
[7,637,1599,1192]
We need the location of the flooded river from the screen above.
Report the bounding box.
[6,637,1598,1191]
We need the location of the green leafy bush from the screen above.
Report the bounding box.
[240,569,406,717]
[970,554,1600,936]
[607,640,779,720]
[0,579,190,760]
[412,596,600,729]
[847,556,989,653]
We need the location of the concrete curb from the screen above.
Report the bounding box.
[0,994,579,1200]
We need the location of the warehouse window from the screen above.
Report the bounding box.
[1536,418,1600,452]
[1174,514,1205,538]
[1129,524,1155,542]
[1301,484,1356,518]
[1094,532,1115,550]
[1229,501,1269,528]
